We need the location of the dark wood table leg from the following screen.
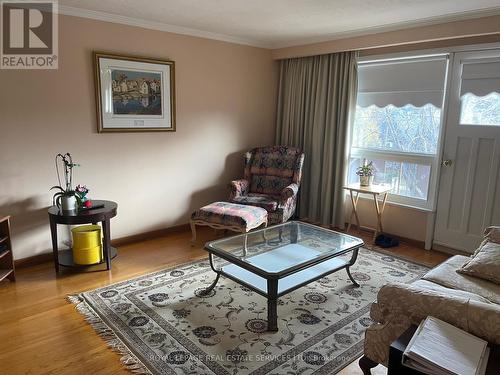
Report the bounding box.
[346,247,360,287]
[49,217,59,273]
[102,218,111,270]
[267,279,279,332]
[359,355,378,375]
[200,253,221,295]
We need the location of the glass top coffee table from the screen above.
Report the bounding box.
[201,221,364,331]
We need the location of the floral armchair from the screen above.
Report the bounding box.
[229,146,305,225]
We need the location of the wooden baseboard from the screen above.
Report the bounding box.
[341,222,426,249]
[15,253,54,268]
[432,243,471,256]
[14,220,443,268]
[15,223,191,268]
[111,223,190,247]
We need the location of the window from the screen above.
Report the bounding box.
[349,56,448,209]
[348,157,432,200]
[460,93,500,126]
[459,60,500,126]
[352,104,441,155]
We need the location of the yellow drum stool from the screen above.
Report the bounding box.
[71,225,103,265]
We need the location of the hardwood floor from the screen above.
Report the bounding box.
[0,226,450,375]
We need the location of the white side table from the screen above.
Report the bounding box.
[343,183,392,241]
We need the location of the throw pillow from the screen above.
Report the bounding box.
[483,226,500,245]
[458,241,500,284]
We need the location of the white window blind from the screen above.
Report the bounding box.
[350,55,448,209]
[460,60,500,96]
[357,57,448,108]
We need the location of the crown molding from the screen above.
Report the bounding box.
[57,5,272,49]
[269,7,500,49]
[58,5,500,51]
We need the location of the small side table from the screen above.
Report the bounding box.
[343,183,391,241]
[48,200,118,273]
[388,325,500,375]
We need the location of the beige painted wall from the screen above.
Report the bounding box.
[0,15,278,260]
[272,15,500,59]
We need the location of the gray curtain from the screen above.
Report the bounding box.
[275,51,358,228]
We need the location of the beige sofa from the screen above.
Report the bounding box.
[359,229,500,374]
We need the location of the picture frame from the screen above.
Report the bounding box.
[93,52,176,133]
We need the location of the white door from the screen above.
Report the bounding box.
[434,49,500,253]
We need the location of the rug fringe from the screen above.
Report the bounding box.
[67,294,152,375]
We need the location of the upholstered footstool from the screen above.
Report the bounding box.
[190,201,268,244]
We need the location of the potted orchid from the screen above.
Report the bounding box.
[51,153,93,211]
[51,153,80,211]
[356,160,375,187]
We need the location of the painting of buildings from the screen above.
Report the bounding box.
[111,69,162,115]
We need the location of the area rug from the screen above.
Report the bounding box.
[69,247,429,375]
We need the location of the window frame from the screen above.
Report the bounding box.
[349,54,450,211]
[349,147,438,210]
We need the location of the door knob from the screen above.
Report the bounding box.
[442,159,453,167]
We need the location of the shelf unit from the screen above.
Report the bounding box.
[0,216,15,282]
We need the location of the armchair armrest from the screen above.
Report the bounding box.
[375,283,500,344]
[364,282,500,366]
[229,179,249,199]
[280,183,299,203]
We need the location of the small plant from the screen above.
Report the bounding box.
[50,153,80,206]
[356,160,374,177]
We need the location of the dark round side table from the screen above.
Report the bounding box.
[48,200,118,273]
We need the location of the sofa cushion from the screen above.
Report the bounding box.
[231,193,279,212]
[458,241,500,285]
[422,255,500,304]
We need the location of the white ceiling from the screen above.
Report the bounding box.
[59,0,500,48]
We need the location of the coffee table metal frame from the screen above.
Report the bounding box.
[202,221,364,332]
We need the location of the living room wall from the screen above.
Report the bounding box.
[0,15,278,260]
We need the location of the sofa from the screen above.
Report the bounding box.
[360,227,500,374]
[229,146,304,225]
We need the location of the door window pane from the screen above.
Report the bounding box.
[459,92,500,126]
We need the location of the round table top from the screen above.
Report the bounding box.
[48,200,117,224]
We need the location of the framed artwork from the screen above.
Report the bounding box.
[93,52,175,132]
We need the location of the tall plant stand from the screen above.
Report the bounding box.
[48,200,118,273]
[343,183,391,241]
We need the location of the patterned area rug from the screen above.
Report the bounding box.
[69,248,429,375]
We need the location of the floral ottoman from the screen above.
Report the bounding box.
[190,201,268,243]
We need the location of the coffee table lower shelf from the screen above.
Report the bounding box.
[222,257,349,297]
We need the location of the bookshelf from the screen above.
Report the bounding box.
[0,216,15,282]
